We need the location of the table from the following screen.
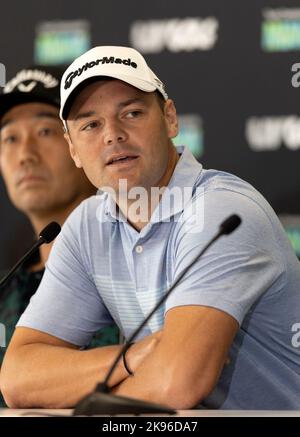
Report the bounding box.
[1,409,300,417]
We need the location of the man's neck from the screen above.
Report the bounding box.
[118,145,180,232]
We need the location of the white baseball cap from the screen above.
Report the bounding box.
[60,46,168,121]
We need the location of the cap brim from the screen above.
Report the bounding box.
[61,72,157,120]
[0,92,60,121]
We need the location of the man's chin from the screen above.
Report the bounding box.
[99,177,144,196]
[14,196,55,215]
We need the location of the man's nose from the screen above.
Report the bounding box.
[103,120,128,146]
[18,133,40,165]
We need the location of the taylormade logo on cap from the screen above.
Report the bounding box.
[60,46,168,121]
[64,57,138,90]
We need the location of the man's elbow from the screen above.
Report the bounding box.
[1,353,31,408]
[163,372,215,409]
[1,373,23,408]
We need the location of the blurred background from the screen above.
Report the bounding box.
[1,0,300,269]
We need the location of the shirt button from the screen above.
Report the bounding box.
[135,245,143,253]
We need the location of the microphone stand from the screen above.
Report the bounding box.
[0,222,61,291]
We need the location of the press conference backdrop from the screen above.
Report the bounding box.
[1,0,300,269]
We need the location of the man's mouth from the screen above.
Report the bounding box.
[17,175,46,186]
[107,155,139,166]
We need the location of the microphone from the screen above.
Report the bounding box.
[73,214,242,416]
[0,221,61,289]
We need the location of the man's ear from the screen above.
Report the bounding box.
[164,99,179,139]
[64,131,83,168]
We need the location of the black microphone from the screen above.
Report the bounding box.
[220,214,241,235]
[0,221,61,289]
[73,214,242,416]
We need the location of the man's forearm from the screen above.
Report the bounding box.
[114,307,237,410]
[113,344,172,405]
[1,343,126,408]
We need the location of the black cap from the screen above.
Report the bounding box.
[0,65,64,121]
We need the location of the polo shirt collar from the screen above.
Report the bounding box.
[100,145,203,223]
[151,145,202,223]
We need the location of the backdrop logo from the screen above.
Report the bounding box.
[34,20,91,65]
[130,17,219,53]
[245,116,300,151]
[291,62,300,87]
[0,323,5,347]
[279,214,300,258]
[0,63,6,87]
[262,8,300,52]
[173,114,204,159]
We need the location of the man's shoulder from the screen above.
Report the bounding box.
[65,193,107,226]
[60,192,112,248]
[78,193,105,213]
[193,168,270,212]
[195,168,256,196]
[181,167,282,243]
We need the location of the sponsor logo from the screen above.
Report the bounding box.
[279,214,300,258]
[173,114,204,159]
[4,69,58,94]
[35,19,91,65]
[64,57,138,90]
[17,81,37,93]
[130,17,219,53]
[262,8,300,52]
[245,115,300,151]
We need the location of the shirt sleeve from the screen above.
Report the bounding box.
[165,188,286,325]
[17,201,113,347]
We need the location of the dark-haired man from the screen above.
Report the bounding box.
[0,65,120,406]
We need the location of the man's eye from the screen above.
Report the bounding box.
[126,111,142,119]
[2,135,17,144]
[82,121,99,131]
[39,128,53,136]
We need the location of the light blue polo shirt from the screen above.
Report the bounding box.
[17,146,300,409]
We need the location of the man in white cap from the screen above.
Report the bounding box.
[2,47,300,410]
